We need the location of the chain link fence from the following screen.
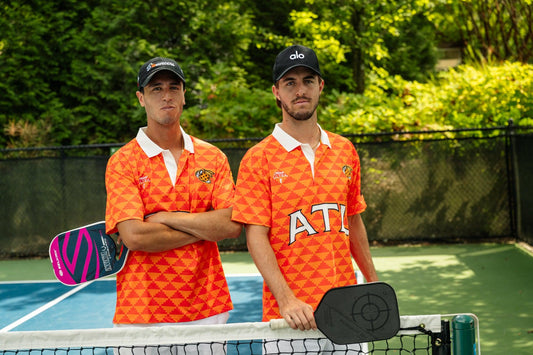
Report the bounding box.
[357,137,510,242]
[1,125,531,257]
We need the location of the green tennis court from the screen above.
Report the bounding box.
[1,243,532,354]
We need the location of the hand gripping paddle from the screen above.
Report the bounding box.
[271,282,400,345]
[314,282,400,344]
[49,221,129,285]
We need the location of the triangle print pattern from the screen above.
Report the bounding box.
[233,132,366,320]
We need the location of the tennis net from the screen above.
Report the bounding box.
[0,314,479,355]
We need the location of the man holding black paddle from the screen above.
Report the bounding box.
[232,45,379,352]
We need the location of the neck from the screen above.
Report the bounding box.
[280,119,320,147]
[145,121,183,152]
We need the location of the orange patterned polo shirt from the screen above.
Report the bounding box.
[106,128,234,324]
[232,125,366,320]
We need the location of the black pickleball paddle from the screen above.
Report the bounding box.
[314,282,400,344]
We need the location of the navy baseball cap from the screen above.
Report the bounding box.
[272,45,322,83]
[137,57,186,89]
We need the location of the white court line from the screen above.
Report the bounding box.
[0,275,260,332]
[0,281,93,332]
[226,273,262,278]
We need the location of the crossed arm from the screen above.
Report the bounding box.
[117,208,242,252]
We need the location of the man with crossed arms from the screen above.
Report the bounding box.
[106,57,241,354]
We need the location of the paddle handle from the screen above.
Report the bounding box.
[269,318,290,330]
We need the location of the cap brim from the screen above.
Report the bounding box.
[140,67,185,88]
[274,64,321,83]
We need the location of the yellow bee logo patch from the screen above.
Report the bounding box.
[195,169,215,184]
[342,165,353,180]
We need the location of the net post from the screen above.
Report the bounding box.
[452,314,477,355]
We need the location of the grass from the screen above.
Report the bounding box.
[369,243,533,354]
[1,242,532,354]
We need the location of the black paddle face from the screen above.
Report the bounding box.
[314,282,400,344]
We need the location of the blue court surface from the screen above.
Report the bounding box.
[0,275,263,332]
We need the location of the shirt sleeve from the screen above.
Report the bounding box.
[211,150,236,210]
[231,146,272,227]
[105,149,145,234]
[347,144,367,216]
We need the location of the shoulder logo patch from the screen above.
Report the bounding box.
[342,165,353,180]
[195,169,215,184]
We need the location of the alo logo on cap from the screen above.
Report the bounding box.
[290,50,305,60]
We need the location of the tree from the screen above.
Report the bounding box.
[0,0,256,146]
[433,0,533,63]
[3,0,529,148]
[266,0,439,93]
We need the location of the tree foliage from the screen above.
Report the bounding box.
[281,0,439,92]
[0,0,531,148]
[321,61,533,135]
[0,0,257,147]
[433,0,533,63]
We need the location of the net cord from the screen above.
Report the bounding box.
[0,315,445,350]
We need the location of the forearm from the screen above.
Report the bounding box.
[146,208,242,242]
[246,225,294,304]
[246,224,316,330]
[117,219,199,252]
[348,214,379,282]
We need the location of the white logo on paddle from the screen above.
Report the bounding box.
[100,232,112,272]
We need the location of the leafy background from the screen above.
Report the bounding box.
[1,0,532,148]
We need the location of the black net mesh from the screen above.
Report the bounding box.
[0,316,454,355]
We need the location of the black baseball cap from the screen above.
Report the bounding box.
[272,45,322,83]
[137,57,186,89]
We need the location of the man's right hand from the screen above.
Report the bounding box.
[279,295,317,331]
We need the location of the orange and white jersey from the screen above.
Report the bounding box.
[232,124,366,320]
[105,127,234,324]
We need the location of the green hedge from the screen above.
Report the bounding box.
[179,62,533,141]
[323,62,533,135]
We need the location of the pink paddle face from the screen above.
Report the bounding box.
[49,222,128,285]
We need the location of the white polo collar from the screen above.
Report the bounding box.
[136,127,193,185]
[272,123,331,152]
[136,126,194,157]
[272,123,331,178]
